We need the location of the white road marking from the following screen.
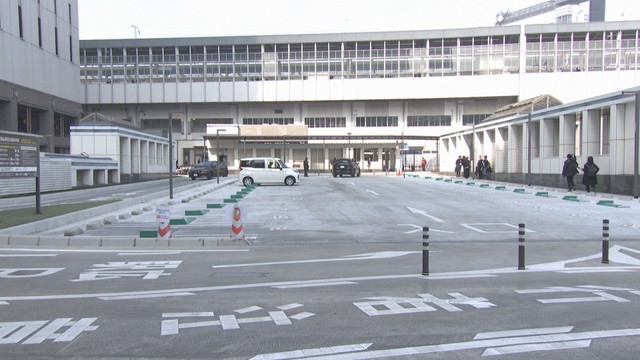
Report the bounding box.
[273,281,357,289]
[474,326,574,340]
[365,189,380,196]
[0,254,57,257]
[282,327,640,359]
[99,292,194,300]
[1,246,639,304]
[406,206,444,222]
[249,343,373,360]
[212,251,418,269]
[482,340,591,356]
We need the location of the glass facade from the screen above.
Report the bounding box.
[80,28,639,84]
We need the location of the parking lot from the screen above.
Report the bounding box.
[2,174,640,359]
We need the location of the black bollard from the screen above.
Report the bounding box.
[422,226,429,276]
[602,219,610,264]
[518,223,526,270]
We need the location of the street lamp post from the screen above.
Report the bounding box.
[216,128,226,184]
[347,132,352,159]
[168,113,174,199]
[624,90,640,198]
[527,113,532,186]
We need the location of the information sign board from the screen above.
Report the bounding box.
[0,133,38,178]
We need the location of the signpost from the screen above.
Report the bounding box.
[0,131,41,214]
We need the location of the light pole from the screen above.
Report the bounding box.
[216,128,226,184]
[168,113,174,199]
[623,90,640,198]
[527,113,532,186]
[168,112,183,199]
[347,132,352,159]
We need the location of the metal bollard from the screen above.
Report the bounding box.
[602,219,610,264]
[422,226,429,276]
[518,223,526,270]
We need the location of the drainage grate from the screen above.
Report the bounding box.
[212,272,273,278]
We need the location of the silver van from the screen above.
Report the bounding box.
[239,157,299,186]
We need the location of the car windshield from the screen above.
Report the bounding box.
[197,161,216,167]
[277,159,289,168]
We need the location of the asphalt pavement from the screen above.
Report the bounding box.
[1,173,640,359]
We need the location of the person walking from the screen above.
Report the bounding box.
[475,156,485,179]
[421,157,427,172]
[562,154,579,191]
[482,155,491,179]
[462,156,471,178]
[582,156,600,193]
[303,157,309,177]
[455,156,462,177]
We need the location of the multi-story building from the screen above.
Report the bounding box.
[79,20,640,172]
[0,0,80,154]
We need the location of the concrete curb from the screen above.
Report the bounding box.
[1,235,251,248]
[1,179,238,236]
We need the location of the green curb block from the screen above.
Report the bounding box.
[535,192,549,197]
[563,195,580,201]
[139,230,158,238]
[170,217,196,225]
[224,198,238,203]
[185,210,209,216]
[466,182,475,186]
[479,184,489,188]
[597,200,628,208]
[495,186,506,190]
[514,188,525,194]
[231,194,244,199]
[206,203,224,208]
[444,179,452,182]
[455,180,463,184]
[425,177,432,179]
[435,178,443,181]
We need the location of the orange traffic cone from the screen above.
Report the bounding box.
[231,204,245,239]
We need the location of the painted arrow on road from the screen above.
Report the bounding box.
[406,206,444,222]
[365,189,380,196]
[211,251,419,269]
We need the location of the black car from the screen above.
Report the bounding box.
[332,158,361,177]
[188,161,228,180]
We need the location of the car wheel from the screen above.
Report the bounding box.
[356,170,361,177]
[284,176,296,186]
[242,177,254,186]
[333,173,337,178]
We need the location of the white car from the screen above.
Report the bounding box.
[239,157,299,186]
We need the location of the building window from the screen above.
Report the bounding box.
[54,113,73,138]
[18,5,23,38]
[355,116,399,127]
[462,114,490,125]
[407,115,452,127]
[18,105,40,134]
[69,36,73,61]
[55,27,59,55]
[37,17,43,47]
[304,117,347,128]
[191,118,233,132]
[242,118,294,125]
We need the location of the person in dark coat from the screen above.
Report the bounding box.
[582,156,599,193]
[462,156,471,178]
[303,157,309,177]
[562,154,579,191]
[475,156,485,179]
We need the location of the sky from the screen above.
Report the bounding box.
[77,0,640,40]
